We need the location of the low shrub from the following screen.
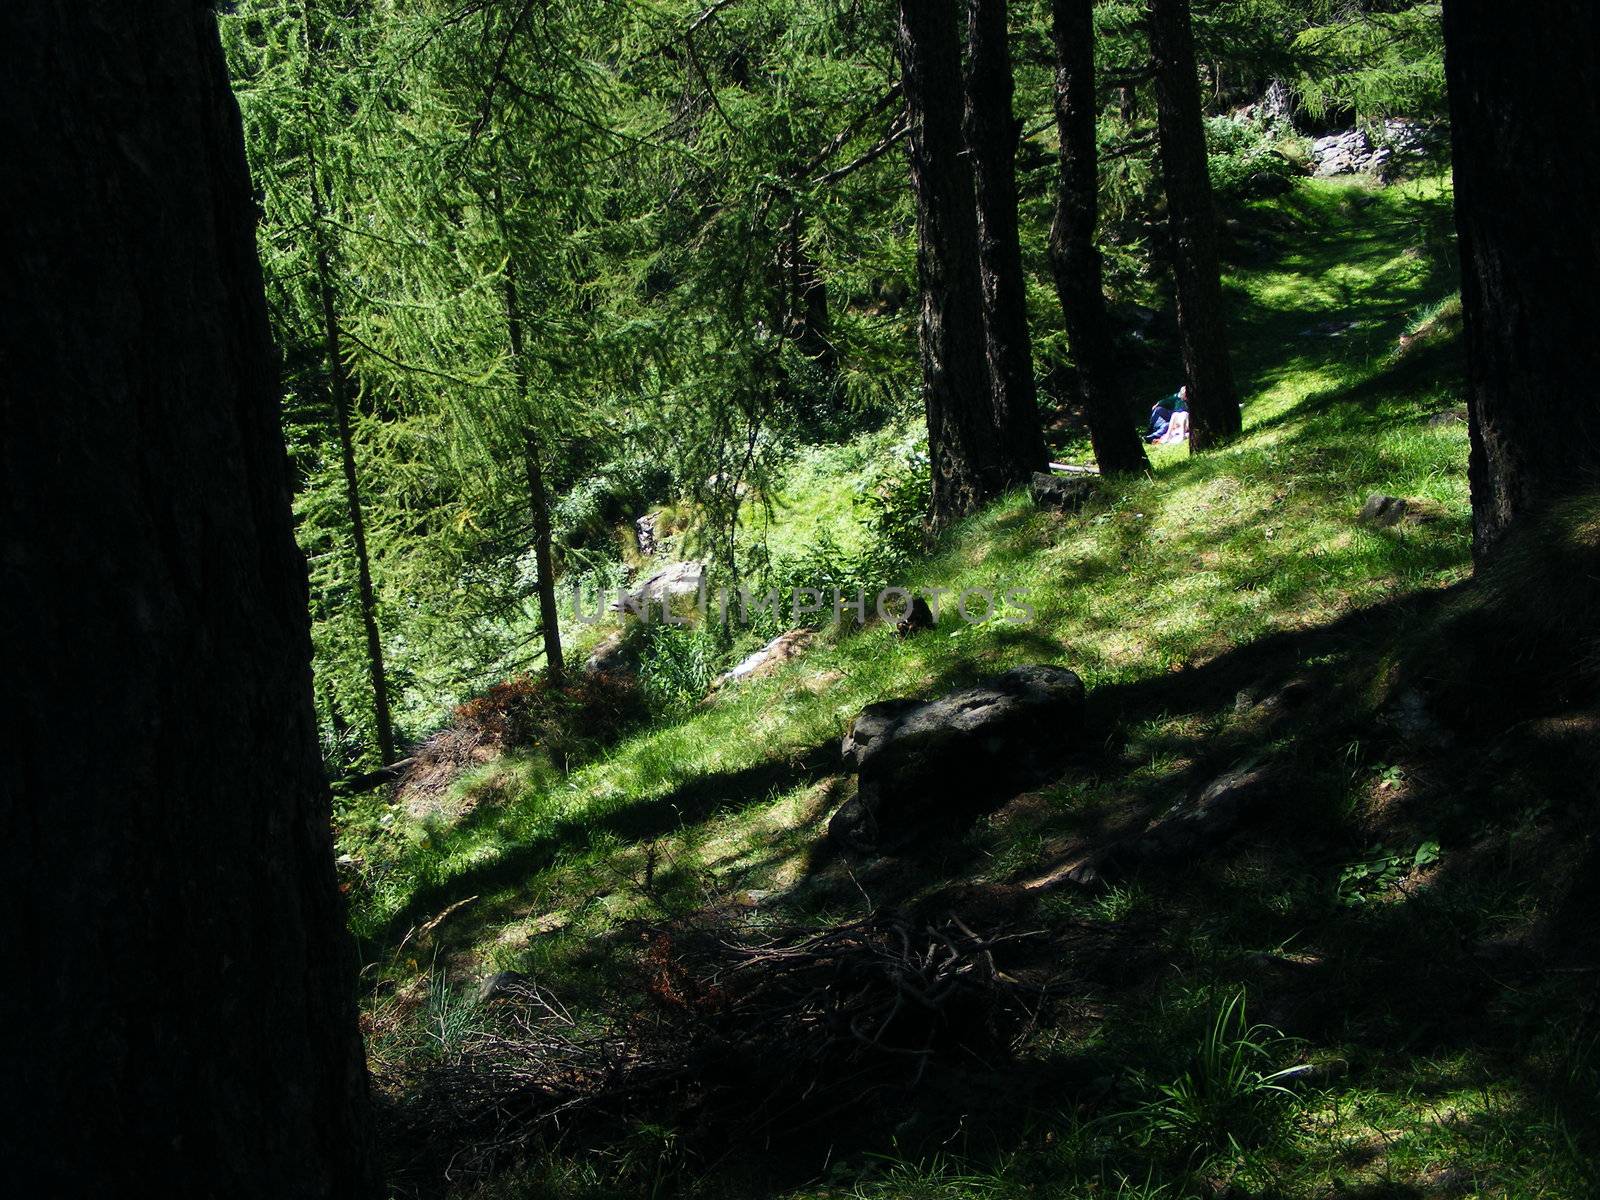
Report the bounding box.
[1207,115,1308,201]
[451,669,647,765]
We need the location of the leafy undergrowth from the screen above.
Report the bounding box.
[343,178,1600,1198]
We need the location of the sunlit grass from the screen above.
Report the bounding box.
[336,177,1578,1200]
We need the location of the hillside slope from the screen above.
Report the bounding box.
[340,179,1600,1198]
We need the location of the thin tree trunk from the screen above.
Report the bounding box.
[1148,0,1242,450]
[787,213,838,375]
[0,2,379,1193]
[1048,0,1152,476]
[965,0,1048,479]
[501,253,567,687]
[312,226,397,764]
[1442,0,1600,562]
[302,0,395,765]
[898,0,1007,526]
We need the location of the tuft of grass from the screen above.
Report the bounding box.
[1120,991,1301,1162]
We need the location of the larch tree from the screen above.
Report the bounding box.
[1148,0,1243,450]
[226,0,397,765]
[965,0,1048,479]
[1048,0,1152,477]
[898,0,1009,526]
[1442,0,1600,562]
[0,1,378,1195]
[494,175,568,687]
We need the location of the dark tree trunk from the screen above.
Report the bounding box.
[898,0,1008,526]
[1048,0,1152,477]
[312,221,398,765]
[965,0,1048,479]
[1148,0,1242,451]
[0,3,379,1196]
[1442,0,1600,562]
[501,257,567,688]
[786,214,838,376]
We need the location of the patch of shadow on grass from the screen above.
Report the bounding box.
[369,738,844,952]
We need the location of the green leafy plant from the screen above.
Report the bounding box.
[636,623,724,710]
[1337,839,1440,906]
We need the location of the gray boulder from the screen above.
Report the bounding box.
[829,665,1088,851]
[716,628,814,687]
[1358,493,1445,529]
[1069,763,1281,887]
[1030,473,1097,512]
[611,560,705,612]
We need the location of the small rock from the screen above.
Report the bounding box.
[1418,1165,1473,1196]
[1384,688,1453,748]
[635,512,658,557]
[1030,472,1097,512]
[527,910,570,937]
[1358,493,1446,528]
[1260,676,1316,713]
[1141,764,1277,854]
[1080,764,1281,883]
[611,561,705,612]
[477,970,532,1003]
[717,628,814,687]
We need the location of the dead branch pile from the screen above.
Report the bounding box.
[398,909,1059,1182]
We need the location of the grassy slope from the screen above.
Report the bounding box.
[343,178,1598,1197]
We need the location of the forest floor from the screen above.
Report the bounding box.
[340,177,1600,1199]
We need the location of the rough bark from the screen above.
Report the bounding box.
[1048,0,1152,477]
[964,0,1048,479]
[898,0,1008,527]
[0,2,379,1196]
[1442,0,1600,562]
[1148,0,1242,451]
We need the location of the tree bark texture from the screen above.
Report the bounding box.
[1442,0,1600,561]
[1148,0,1243,451]
[898,0,1009,526]
[965,0,1048,479]
[0,3,380,1195]
[1049,0,1152,476]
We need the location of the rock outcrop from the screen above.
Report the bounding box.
[829,665,1088,851]
[1029,472,1097,512]
[716,628,814,687]
[1312,120,1429,179]
[611,561,705,612]
[1052,763,1282,889]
